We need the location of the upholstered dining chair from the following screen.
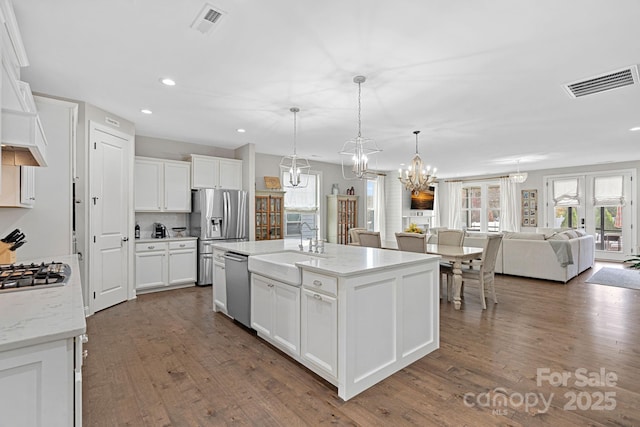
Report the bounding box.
[395,232,427,253]
[459,234,503,309]
[437,229,465,246]
[358,231,382,248]
[348,227,367,245]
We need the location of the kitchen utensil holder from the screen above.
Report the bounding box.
[0,242,17,264]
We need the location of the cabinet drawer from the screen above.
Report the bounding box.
[136,242,168,252]
[302,271,337,296]
[213,248,226,263]
[169,240,196,250]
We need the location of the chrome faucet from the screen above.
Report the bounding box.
[299,222,322,253]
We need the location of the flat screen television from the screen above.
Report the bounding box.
[410,187,435,210]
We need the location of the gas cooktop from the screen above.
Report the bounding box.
[0,262,71,293]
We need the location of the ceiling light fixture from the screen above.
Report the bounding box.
[398,130,437,194]
[630,126,640,131]
[509,159,528,184]
[140,109,153,115]
[236,128,246,133]
[160,77,176,86]
[340,75,381,179]
[280,107,310,188]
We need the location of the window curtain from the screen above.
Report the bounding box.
[375,175,386,243]
[447,181,462,229]
[432,183,441,228]
[593,175,624,206]
[283,172,317,210]
[553,178,579,206]
[499,177,519,232]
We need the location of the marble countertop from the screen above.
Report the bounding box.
[213,240,440,277]
[135,236,198,243]
[0,254,86,353]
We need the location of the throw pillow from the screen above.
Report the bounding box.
[562,230,580,239]
[547,232,570,240]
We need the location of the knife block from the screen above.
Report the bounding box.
[0,242,16,264]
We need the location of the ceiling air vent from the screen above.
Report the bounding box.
[190,3,225,35]
[564,65,639,98]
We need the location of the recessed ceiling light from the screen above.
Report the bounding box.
[630,126,640,131]
[160,77,176,86]
[236,128,246,133]
[141,109,153,114]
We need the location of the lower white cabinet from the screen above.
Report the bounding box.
[213,252,228,314]
[301,287,338,380]
[251,274,300,356]
[135,239,197,292]
[0,338,76,426]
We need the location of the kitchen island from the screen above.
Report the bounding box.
[213,240,440,401]
[0,254,86,426]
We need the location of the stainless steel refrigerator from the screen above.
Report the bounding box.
[190,189,248,286]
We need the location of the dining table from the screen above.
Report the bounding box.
[426,244,484,310]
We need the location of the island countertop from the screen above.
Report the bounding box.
[212,240,440,277]
[0,254,86,353]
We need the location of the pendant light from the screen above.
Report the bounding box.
[280,107,311,188]
[339,75,382,179]
[509,159,528,184]
[398,130,437,195]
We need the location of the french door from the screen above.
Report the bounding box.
[545,170,635,261]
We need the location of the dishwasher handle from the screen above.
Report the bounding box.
[224,253,248,263]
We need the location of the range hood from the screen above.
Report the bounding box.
[1,108,47,167]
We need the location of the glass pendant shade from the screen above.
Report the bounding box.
[509,160,528,184]
[340,75,381,179]
[398,131,437,195]
[280,107,310,188]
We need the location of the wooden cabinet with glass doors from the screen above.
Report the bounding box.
[327,195,358,244]
[255,191,285,240]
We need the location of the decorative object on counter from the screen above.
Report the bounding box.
[135,223,140,239]
[280,107,311,188]
[0,228,26,263]
[172,227,187,237]
[398,130,437,195]
[404,223,424,234]
[521,189,538,227]
[264,176,281,190]
[340,75,382,180]
[153,223,168,238]
[331,184,339,195]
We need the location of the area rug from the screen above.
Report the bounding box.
[585,268,640,290]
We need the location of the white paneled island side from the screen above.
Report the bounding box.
[213,240,441,401]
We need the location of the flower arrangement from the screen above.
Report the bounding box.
[404,223,424,234]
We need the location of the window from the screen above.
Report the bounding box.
[461,183,500,232]
[282,171,320,240]
[366,179,376,231]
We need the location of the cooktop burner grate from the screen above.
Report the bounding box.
[0,262,71,292]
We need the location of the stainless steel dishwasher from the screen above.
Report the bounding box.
[224,252,251,328]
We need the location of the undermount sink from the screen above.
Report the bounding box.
[248,251,326,286]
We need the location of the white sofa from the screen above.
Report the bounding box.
[432,229,595,283]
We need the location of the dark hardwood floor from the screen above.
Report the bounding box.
[83,263,640,426]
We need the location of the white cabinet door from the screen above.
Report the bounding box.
[134,158,162,211]
[273,282,300,355]
[218,158,243,190]
[169,246,197,285]
[135,250,168,290]
[191,155,219,189]
[301,288,338,379]
[19,166,36,206]
[164,161,191,211]
[250,275,273,337]
[213,262,227,313]
[0,339,74,427]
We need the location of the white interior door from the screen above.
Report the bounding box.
[90,123,131,312]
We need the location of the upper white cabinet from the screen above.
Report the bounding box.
[190,154,242,190]
[134,157,191,212]
[0,164,34,208]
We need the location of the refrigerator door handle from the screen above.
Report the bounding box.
[223,191,230,239]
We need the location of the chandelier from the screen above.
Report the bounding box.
[280,107,311,188]
[509,160,528,184]
[398,130,437,194]
[340,75,382,179]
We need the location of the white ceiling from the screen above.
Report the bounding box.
[14,0,640,178]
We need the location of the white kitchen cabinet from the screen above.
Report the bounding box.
[190,154,242,190]
[0,339,74,426]
[213,249,228,314]
[168,240,197,285]
[301,288,338,380]
[134,157,191,212]
[251,274,300,356]
[19,165,35,205]
[0,164,35,208]
[135,242,168,290]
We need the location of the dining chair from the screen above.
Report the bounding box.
[395,232,427,253]
[460,234,503,309]
[358,231,382,248]
[348,227,367,245]
[436,229,465,298]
